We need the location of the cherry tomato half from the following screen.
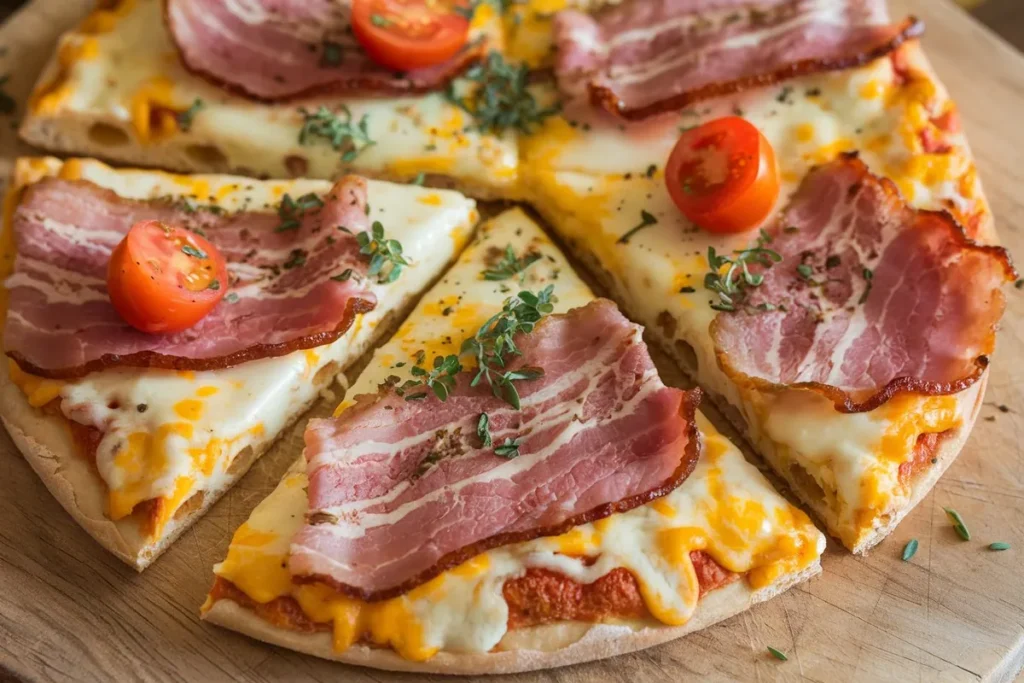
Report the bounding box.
[665,116,780,234]
[107,220,228,334]
[351,0,471,72]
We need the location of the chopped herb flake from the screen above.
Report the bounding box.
[944,507,970,541]
[181,244,207,259]
[767,646,788,662]
[617,209,658,244]
[482,245,543,282]
[901,538,918,561]
[298,105,375,162]
[283,248,307,269]
[275,192,324,232]
[176,98,204,132]
[477,413,492,448]
[445,51,559,135]
[989,542,1011,551]
[320,40,343,67]
[494,437,521,459]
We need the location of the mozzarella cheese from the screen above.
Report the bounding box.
[210,207,824,660]
[4,157,478,537]
[521,54,981,548]
[23,0,519,194]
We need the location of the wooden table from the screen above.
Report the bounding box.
[1,1,1023,681]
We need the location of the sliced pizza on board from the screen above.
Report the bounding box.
[201,207,825,674]
[516,2,1016,551]
[18,0,520,197]
[0,156,478,569]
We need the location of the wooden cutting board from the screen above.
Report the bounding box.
[1,1,1022,681]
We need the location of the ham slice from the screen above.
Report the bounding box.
[5,176,377,379]
[554,0,923,120]
[289,299,702,601]
[711,153,1016,413]
[164,0,485,101]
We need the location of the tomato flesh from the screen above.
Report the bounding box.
[665,116,780,234]
[107,220,228,334]
[351,0,471,71]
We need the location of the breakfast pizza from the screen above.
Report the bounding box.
[1,0,1017,675]
[201,208,825,673]
[0,156,477,568]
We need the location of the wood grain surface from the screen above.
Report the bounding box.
[1,1,1023,682]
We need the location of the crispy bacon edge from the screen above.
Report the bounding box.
[591,17,925,122]
[710,154,1016,414]
[294,387,704,602]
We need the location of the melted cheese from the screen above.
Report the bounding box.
[24,0,518,193]
[5,157,478,538]
[211,208,824,660]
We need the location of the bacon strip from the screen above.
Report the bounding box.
[711,154,1015,413]
[5,176,376,379]
[554,0,923,121]
[289,299,702,601]
[164,0,485,102]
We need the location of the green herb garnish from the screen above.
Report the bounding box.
[477,413,492,448]
[616,209,658,245]
[944,507,970,541]
[225,293,240,304]
[989,542,1011,551]
[482,245,542,282]
[461,285,555,409]
[767,646,788,662]
[331,268,357,282]
[703,230,782,311]
[320,41,343,67]
[796,263,814,280]
[298,105,375,162]
[275,192,324,232]
[176,98,204,132]
[400,354,463,401]
[207,279,221,291]
[901,539,918,561]
[412,172,426,186]
[494,437,521,459]
[181,244,207,259]
[357,221,409,284]
[445,51,559,135]
[283,248,307,269]
[370,13,392,27]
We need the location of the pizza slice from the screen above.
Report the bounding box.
[0,156,478,569]
[514,3,1015,551]
[19,0,523,198]
[201,207,825,674]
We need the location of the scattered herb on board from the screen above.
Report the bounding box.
[176,98,205,132]
[320,40,343,67]
[989,542,1011,551]
[298,105,375,162]
[445,51,560,135]
[944,507,971,541]
[901,539,919,561]
[461,285,556,409]
[482,245,543,282]
[0,75,15,115]
[703,229,782,311]
[274,192,324,232]
[357,221,409,284]
[494,436,521,459]
[617,209,658,244]
[477,413,492,448]
[767,646,788,661]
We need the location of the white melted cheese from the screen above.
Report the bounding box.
[211,208,824,661]
[26,0,518,192]
[10,157,477,533]
[521,56,980,547]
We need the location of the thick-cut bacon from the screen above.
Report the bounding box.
[711,153,1015,413]
[289,299,702,601]
[5,176,376,379]
[164,0,485,102]
[554,0,923,121]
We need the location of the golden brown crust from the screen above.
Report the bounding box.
[591,17,925,121]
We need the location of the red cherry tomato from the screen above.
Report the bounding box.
[107,220,228,334]
[351,0,471,72]
[665,116,780,234]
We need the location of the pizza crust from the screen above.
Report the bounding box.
[202,561,820,675]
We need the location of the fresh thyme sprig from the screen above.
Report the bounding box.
[176,98,204,132]
[445,51,559,135]
[493,436,522,459]
[274,192,324,232]
[482,245,542,282]
[703,229,782,312]
[298,105,375,162]
[356,221,409,284]
[398,354,463,401]
[461,285,555,409]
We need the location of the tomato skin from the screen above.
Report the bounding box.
[107,220,228,334]
[665,116,780,234]
[351,0,470,71]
